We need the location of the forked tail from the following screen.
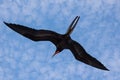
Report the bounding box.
[65,16,80,36]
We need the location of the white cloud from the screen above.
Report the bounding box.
[0,0,120,80]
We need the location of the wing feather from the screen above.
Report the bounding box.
[4,22,61,45]
[69,40,109,71]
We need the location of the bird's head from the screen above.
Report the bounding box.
[52,47,63,57]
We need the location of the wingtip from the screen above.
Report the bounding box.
[99,65,109,71]
[3,21,8,25]
[103,67,109,71]
[3,21,6,24]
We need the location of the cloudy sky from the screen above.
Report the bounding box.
[0,0,120,80]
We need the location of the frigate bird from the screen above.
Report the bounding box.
[4,16,109,71]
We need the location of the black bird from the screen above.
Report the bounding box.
[4,16,109,71]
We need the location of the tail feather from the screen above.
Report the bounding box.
[65,16,80,35]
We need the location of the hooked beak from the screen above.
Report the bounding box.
[52,50,60,57]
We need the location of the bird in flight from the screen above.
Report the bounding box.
[4,16,109,71]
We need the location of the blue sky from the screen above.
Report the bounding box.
[0,0,120,80]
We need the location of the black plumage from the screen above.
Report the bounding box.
[4,16,109,71]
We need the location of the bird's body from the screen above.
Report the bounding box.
[4,16,109,71]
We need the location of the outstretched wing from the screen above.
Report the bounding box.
[4,22,61,45]
[69,40,109,71]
